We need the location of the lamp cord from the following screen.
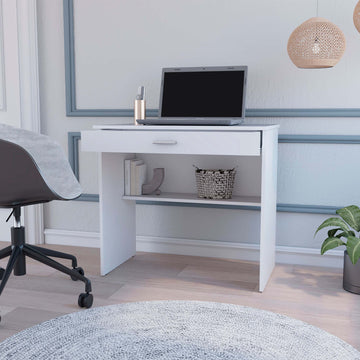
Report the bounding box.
[316,0,319,17]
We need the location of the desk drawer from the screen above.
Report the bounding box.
[83,130,261,156]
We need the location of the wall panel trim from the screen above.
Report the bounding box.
[63,0,360,118]
[279,134,360,144]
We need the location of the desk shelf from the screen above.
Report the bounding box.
[123,193,261,207]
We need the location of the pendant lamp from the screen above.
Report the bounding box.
[354,1,360,33]
[287,3,346,69]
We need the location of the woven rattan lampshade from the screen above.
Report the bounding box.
[287,17,346,69]
[354,1,360,33]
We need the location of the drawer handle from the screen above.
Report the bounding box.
[152,140,178,145]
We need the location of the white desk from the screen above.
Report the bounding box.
[82,124,279,292]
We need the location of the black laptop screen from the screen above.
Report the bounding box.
[160,70,245,118]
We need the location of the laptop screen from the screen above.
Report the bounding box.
[159,66,247,118]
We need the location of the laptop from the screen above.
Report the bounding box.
[137,65,247,126]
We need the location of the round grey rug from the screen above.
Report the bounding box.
[0,301,359,359]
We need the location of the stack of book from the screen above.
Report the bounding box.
[124,159,147,195]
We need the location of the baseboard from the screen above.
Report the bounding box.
[136,236,344,268]
[44,229,100,248]
[44,229,344,268]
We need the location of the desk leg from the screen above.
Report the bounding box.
[99,152,136,276]
[259,129,278,292]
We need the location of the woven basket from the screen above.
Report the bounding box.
[194,167,236,199]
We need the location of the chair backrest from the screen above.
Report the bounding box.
[0,124,82,208]
[0,140,56,207]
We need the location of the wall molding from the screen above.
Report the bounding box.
[17,0,43,245]
[68,132,80,181]
[17,0,41,133]
[68,131,359,214]
[63,0,360,118]
[44,229,344,269]
[68,132,100,202]
[63,0,75,116]
[279,134,360,144]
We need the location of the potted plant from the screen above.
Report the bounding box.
[315,205,360,294]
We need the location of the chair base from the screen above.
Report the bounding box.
[0,226,93,321]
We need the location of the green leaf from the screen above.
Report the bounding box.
[328,228,341,237]
[336,232,347,238]
[336,231,355,238]
[336,205,360,232]
[346,236,360,265]
[321,237,346,255]
[315,218,349,236]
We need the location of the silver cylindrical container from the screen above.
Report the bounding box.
[134,99,145,125]
[343,250,360,294]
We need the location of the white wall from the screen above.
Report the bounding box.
[73,0,360,109]
[0,0,21,239]
[37,0,360,265]
[0,0,20,126]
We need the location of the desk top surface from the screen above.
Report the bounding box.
[91,124,279,132]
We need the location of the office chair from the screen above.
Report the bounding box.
[0,124,93,320]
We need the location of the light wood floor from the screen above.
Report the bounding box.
[0,241,359,350]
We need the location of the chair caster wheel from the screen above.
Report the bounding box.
[0,268,4,280]
[78,293,93,309]
[71,267,84,281]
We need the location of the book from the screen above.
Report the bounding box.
[124,159,133,195]
[124,159,148,195]
[130,159,144,195]
[134,163,147,195]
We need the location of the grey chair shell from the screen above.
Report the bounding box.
[0,124,93,312]
[0,124,82,207]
